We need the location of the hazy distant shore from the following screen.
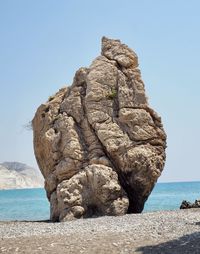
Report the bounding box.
[1,209,200,254]
[0,186,43,191]
[0,162,43,190]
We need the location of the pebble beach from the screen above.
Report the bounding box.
[1,209,200,253]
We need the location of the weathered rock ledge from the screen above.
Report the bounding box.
[32,37,166,221]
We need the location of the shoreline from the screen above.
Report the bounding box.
[1,209,200,253]
[0,209,182,223]
[1,180,200,191]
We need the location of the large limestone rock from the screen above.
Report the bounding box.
[32,37,166,221]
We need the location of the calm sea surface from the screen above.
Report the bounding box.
[0,181,200,221]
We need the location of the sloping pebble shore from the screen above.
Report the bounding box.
[0,210,200,253]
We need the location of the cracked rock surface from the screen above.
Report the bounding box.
[32,37,166,222]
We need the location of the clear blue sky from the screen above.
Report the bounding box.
[0,0,199,182]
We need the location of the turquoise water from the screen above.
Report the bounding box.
[0,188,49,221]
[0,182,200,221]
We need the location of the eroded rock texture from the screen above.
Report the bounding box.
[32,37,167,221]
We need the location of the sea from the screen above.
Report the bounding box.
[0,181,200,221]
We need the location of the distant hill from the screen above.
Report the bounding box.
[0,162,44,189]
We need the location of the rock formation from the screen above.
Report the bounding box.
[32,37,167,221]
[180,200,200,209]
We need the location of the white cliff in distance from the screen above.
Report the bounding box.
[0,162,44,189]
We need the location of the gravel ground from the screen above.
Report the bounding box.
[0,209,200,253]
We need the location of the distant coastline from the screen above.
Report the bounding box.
[0,162,43,190]
[0,186,44,191]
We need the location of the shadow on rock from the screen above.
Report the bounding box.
[136,232,200,254]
